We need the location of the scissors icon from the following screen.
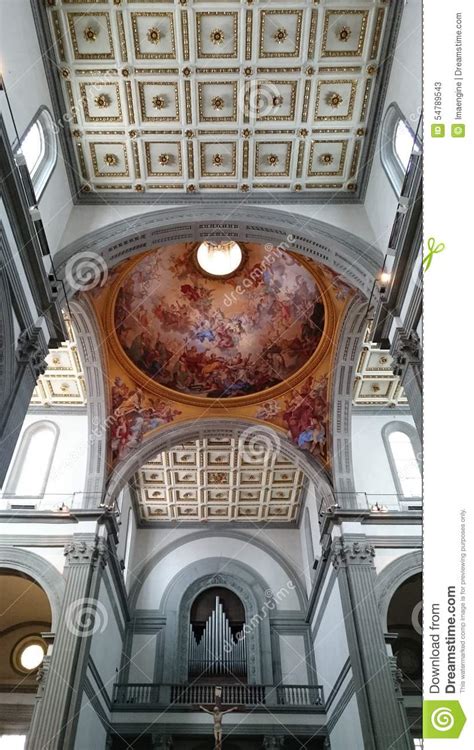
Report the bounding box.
[423,237,445,271]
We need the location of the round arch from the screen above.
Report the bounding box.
[0,547,65,630]
[130,529,307,613]
[55,205,383,300]
[103,417,334,513]
[375,550,422,629]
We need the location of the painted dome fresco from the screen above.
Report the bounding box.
[114,243,325,399]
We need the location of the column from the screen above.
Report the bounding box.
[391,328,422,437]
[0,327,47,483]
[332,537,412,750]
[26,532,108,750]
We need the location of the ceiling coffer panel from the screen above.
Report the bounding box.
[41,0,395,199]
[135,435,306,525]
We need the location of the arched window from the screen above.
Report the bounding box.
[17,108,57,199]
[4,421,59,499]
[381,103,419,195]
[382,422,421,499]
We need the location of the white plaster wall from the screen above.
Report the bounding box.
[312,580,349,695]
[329,693,365,750]
[0,0,73,252]
[57,202,378,256]
[373,546,419,576]
[0,412,88,509]
[128,633,157,684]
[89,576,124,700]
[364,0,423,249]
[299,480,323,593]
[278,634,308,684]
[351,412,416,499]
[134,534,301,611]
[74,694,107,750]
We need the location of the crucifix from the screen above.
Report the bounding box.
[199,687,237,750]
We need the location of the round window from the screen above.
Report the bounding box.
[12,636,46,674]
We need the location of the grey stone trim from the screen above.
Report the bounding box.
[27,405,88,416]
[332,534,412,749]
[102,562,127,640]
[88,657,112,713]
[306,553,336,626]
[375,550,422,630]
[56,206,382,300]
[0,535,74,546]
[0,703,34,734]
[163,563,274,684]
[109,721,327,737]
[84,677,112,731]
[0,269,15,413]
[129,528,307,614]
[326,679,356,734]
[309,567,337,638]
[0,546,65,630]
[325,658,351,714]
[367,536,422,548]
[351,405,412,416]
[70,298,108,507]
[330,298,370,506]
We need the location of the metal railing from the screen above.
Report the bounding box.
[112,683,324,708]
[329,493,422,513]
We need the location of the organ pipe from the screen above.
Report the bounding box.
[188,595,247,678]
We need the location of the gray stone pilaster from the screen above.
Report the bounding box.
[0,327,47,483]
[26,532,108,750]
[391,329,422,437]
[332,537,412,750]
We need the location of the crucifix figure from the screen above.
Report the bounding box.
[199,703,237,750]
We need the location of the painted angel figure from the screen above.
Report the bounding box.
[199,704,238,750]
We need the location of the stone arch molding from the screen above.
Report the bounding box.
[375,550,422,629]
[153,558,281,685]
[55,205,383,300]
[0,547,65,630]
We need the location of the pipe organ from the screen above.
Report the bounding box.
[188,596,247,678]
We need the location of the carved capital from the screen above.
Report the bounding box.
[64,538,109,567]
[332,540,375,570]
[391,329,422,377]
[15,329,47,377]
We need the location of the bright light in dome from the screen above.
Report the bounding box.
[196,241,243,277]
[19,643,45,671]
[0,736,26,750]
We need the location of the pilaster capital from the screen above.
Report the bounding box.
[390,328,421,376]
[64,538,109,568]
[15,328,47,377]
[332,539,375,570]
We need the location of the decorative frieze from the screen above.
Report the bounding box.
[332,540,375,569]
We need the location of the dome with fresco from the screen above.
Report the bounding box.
[113,242,325,399]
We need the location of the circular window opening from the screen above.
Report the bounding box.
[195,241,244,278]
[12,636,46,674]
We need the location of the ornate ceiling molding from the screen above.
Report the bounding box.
[32,0,404,204]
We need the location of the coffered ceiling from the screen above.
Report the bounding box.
[133,433,306,525]
[37,0,400,202]
[352,324,407,406]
